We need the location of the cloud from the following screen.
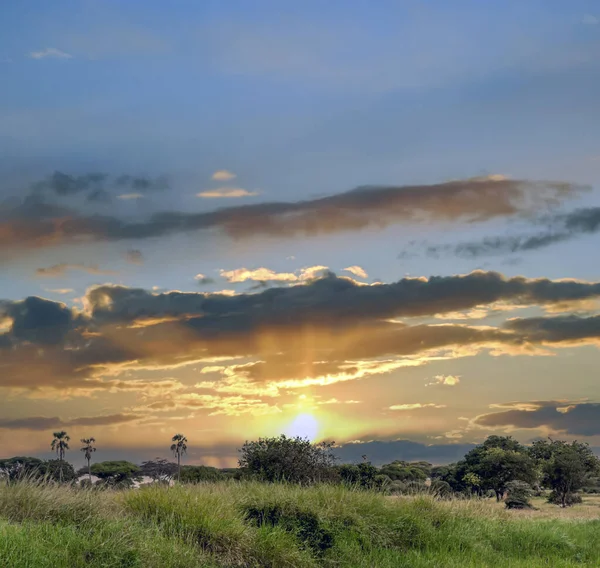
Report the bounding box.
[117,193,144,200]
[390,403,446,410]
[0,413,141,431]
[211,170,237,181]
[4,271,600,393]
[140,393,281,417]
[423,206,600,259]
[124,249,144,265]
[29,47,72,59]
[87,271,600,326]
[582,14,599,25]
[36,263,117,278]
[194,273,215,285]
[474,400,600,436]
[343,265,368,279]
[426,375,461,387]
[1,176,584,254]
[219,265,328,284]
[197,187,258,198]
[44,288,75,295]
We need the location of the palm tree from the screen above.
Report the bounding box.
[51,431,70,462]
[170,434,188,481]
[80,438,96,483]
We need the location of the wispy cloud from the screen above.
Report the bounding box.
[29,47,72,60]
[582,14,598,25]
[36,263,116,278]
[43,288,75,295]
[117,193,144,200]
[390,403,446,410]
[211,170,237,181]
[1,176,585,254]
[197,187,258,198]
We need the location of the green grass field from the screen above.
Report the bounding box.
[1,482,599,567]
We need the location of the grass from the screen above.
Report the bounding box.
[0,482,599,567]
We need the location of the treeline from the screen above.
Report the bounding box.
[1,431,599,509]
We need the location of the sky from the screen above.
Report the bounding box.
[1,0,600,468]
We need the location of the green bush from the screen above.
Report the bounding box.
[504,481,533,509]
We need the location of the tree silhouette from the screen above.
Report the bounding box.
[51,431,70,462]
[51,431,71,482]
[170,434,188,481]
[80,438,96,483]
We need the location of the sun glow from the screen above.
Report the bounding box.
[286,413,319,441]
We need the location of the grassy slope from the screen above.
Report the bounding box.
[0,482,599,567]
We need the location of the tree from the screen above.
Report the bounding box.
[51,431,70,462]
[0,457,74,484]
[239,435,337,484]
[140,458,178,484]
[532,439,600,507]
[461,436,537,501]
[179,465,225,483]
[474,447,537,501]
[170,433,188,481]
[90,461,141,488]
[380,461,428,482]
[462,472,483,496]
[0,457,46,483]
[44,459,76,483]
[80,438,96,483]
[339,461,380,489]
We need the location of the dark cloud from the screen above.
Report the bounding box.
[0,413,142,431]
[3,271,600,391]
[124,249,144,265]
[474,401,600,436]
[6,296,74,345]
[87,271,600,327]
[31,171,169,197]
[424,206,600,259]
[505,314,600,343]
[31,171,109,196]
[35,263,117,278]
[0,177,584,253]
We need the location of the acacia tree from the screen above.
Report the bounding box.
[170,434,188,481]
[80,438,96,482]
[531,439,600,507]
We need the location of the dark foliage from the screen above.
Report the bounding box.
[244,504,334,556]
[238,435,337,484]
[504,480,534,509]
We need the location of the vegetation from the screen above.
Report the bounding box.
[239,435,337,483]
[171,433,188,481]
[51,431,70,462]
[90,461,141,488]
[1,481,600,567]
[2,430,600,565]
[80,438,96,483]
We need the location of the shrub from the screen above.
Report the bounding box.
[504,481,533,509]
[547,491,583,506]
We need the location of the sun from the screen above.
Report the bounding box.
[286,413,319,441]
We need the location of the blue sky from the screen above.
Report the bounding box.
[1,1,600,466]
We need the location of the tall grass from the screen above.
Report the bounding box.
[0,480,599,567]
